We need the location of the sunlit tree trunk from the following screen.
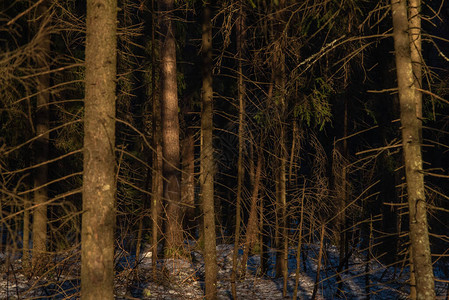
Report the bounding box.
[32,0,51,272]
[81,0,117,298]
[391,0,435,298]
[159,0,183,256]
[407,4,422,296]
[231,1,245,298]
[201,3,217,298]
[409,0,422,120]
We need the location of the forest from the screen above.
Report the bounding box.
[1,0,449,299]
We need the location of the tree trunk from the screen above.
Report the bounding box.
[407,5,423,295]
[276,121,288,292]
[32,0,51,272]
[311,224,325,300]
[391,0,435,298]
[335,97,349,296]
[149,0,163,273]
[231,1,245,298]
[260,186,269,276]
[410,246,417,300]
[292,182,305,300]
[201,3,217,299]
[409,0,422,120]
[275,53,288,292]
[159,0,183,256]
[240,145,263,277]
[23,194,30,271]
[181,125,195,236]
[272,1,288,290]
[151,138,163,271]
[81,0,117,298]
[288,120,298,185]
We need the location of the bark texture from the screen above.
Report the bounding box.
[81,0,117,298]
[409,0,422,119]
[408,1,422,298]
[240,147,263,277]
[272,1,288,290]
[151,137,163,271]
[292,183,305,300]
[150,0,162,273]
[231,2,245,298]
[159,0,183,255]
[201,3,218,299]
[391,0,435,298]
[181,126,195,234]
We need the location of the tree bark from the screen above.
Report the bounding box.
[335,97,349,296]
[292,182,305,300]
[159,0,183,256]
[278,123,288,294]
[151,0,163,273]
[81,0,117,298]
[151,137,163,270]
[231,1,245,298]
[311,224,325,300]
[275,120,288,291]
[201,3,218,299]
[271,1,288,290]
[240,145,263,277]
[32,0,51,272]
[274,50,288,293]
[391,0,435,298]
[408,1,422,297]
[409,0,422,119]
[181,125,195,236]
[23,194,30,271]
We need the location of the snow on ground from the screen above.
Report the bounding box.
[1,243,448,299]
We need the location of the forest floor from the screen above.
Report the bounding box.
[1,243,448,299]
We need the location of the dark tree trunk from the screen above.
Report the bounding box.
[272,2,288,291]
[149,0,163,273]
[231,1,246,298]
[240,146,263,277]
[201,3,218,299]
[32,0,51,272]
[181,123,195,236]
